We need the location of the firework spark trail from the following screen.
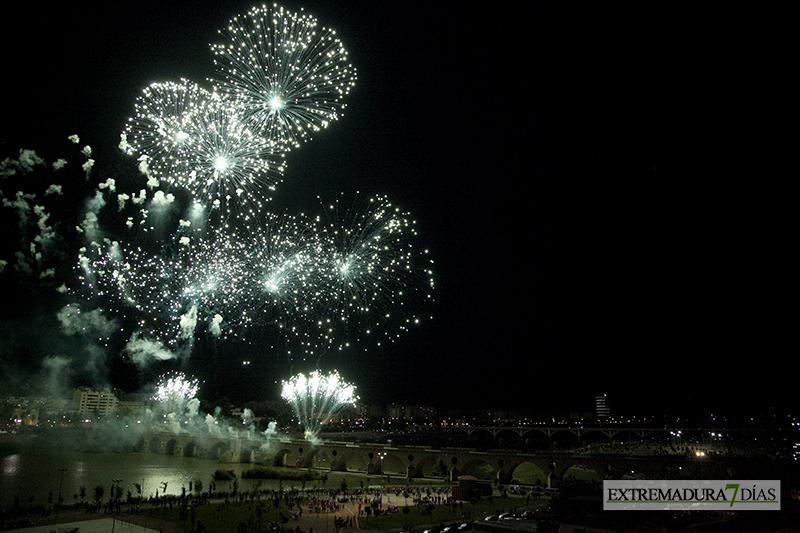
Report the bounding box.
[73,227,255,356]
[211,3,357,148]
[236,211,325,329]
[152,371,200,405]
[281,369,357,441]
[312,193,435,351]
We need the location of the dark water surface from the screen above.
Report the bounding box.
[1,435,298,512]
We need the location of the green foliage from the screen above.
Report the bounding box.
[431,459,448,478]
[213,469,235,481]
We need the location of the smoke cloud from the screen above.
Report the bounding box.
[124,334,177,366]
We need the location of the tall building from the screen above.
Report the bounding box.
[73,387,119,417]
[595,394,610,420]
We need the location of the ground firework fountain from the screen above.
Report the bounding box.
[281,370,358,443]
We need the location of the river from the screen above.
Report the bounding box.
[0,435,308,513]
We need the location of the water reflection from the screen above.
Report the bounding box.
[0,450,301,511]
[2,454,19,476]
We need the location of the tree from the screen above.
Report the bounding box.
[432,459,448,479]
[94,485,105,503]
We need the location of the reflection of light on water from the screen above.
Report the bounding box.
[2,454,19,476]
[0,451,307,509]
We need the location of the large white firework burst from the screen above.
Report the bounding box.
[182,95,287,217]
[123,80,287,218]
[123,79,211,179]
[281,369,358,440]
[152,372,200,405]
[211,3,357,147]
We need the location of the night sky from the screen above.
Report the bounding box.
[0,2,791,420]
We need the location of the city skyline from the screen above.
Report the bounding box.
[0,2,790,418]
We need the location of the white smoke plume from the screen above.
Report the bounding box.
[41,355,72,398]
[151,190,175,206]
[124,334,177,365]
[57,304,119,339]
[119,133,131,154]
[179,305,198,340]
[0,149,45,176]
[208,314,223,337]
[98,178,116,192]
[82,158,95,177]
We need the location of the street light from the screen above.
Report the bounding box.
[54,468,67,526]
[111,478,122,533]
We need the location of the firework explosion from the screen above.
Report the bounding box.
[281,370,358,440]
[71,225,258,362]
[211,3,356,148]
[123,80,287,219]
[2,4,432,412]
[152,371,200,405]
[315,193,435,351]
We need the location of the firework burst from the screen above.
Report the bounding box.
[239,211,325,326]
[211,3,357,148]
[181,95,287,218]
[73,227,254,354]
[152,371,200,405]
[123,81,287,218]
[122,79,212,179]
[314,193,435,351]
[281,369,357,440]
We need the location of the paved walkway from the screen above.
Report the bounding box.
[6,517,160,533]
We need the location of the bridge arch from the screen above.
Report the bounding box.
[465,428,496,448]
[459,456,496,481]
[183,441,198,457]
[331,449,368,473]
[412,454,444,479]
[165,438,178,456]
[297,448,334,469]
[271,447,295,467]
[520,430,551,451]
[494,429,522,447]
[240,441,260,463]
[508,461,548,487]
[207,441,230,460]
[550,429,581,449]
[376,452,406,476]
[148,436,161,454]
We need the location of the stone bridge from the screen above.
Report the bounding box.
[141,432,779,483]
[141,431,244,463]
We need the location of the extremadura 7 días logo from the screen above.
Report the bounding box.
[603,480,780,510]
